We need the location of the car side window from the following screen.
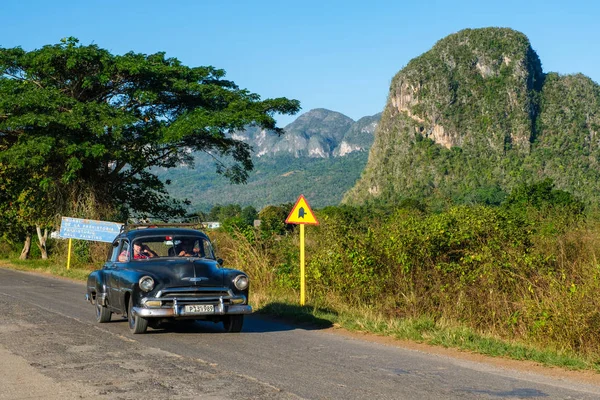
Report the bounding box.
[109,241,121,262]
[198,239,213,259]
[117,241,130,262]
[205,239,216,259]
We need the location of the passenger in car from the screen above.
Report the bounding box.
[133,243,158,259]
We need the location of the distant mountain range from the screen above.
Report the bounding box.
[158,109,381,212]
[233,108,380,158]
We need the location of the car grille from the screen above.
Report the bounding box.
[155,286,233,305]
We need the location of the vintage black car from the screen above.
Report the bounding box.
[85,226,252,334]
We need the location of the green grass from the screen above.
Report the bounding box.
[256,298,598,372]
[1,258,598,373]
[0,258,94,281]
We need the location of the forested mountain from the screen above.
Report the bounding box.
[344,28,600,206]
[158,109,380,211]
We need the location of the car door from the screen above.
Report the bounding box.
[107,240,129,312]
[99,241,117,309]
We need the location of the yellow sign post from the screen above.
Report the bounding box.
[67,238,72,270]
[285,195,319,306]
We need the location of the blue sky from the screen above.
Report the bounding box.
[1,0,598,126]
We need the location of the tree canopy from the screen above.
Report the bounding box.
[0,37,300,229]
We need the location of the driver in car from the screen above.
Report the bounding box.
[133,243,158,259]
[178,241,202,257]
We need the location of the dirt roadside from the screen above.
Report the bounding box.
[324,326,600,387]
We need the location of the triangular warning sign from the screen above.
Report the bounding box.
[285,195,319,225]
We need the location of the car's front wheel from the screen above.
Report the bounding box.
[222,315,244,333]
[95,296,111,323]
[128,297,148,334]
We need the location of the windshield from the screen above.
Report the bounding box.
[130,235,215,260]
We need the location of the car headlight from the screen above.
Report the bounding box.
[233,275,249,291]
[139,276,155,292]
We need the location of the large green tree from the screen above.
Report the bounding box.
[0,38,300,251]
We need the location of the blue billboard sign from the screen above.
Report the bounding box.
[59,217,123,243]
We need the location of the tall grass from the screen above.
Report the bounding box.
[214,205,600,360]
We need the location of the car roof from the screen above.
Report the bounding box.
[117,228,209,241]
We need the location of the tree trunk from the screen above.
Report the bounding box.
[20,234,31,260]
[35,225,48,260]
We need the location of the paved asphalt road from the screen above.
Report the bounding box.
[1,267,600,399]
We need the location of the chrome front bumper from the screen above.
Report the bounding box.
[133,298,252,318]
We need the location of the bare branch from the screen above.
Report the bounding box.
[123,145,181,178]
[5,72,44,89]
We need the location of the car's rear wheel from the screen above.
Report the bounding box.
[222,315,244,332]
[95,296,111,323]
[128,297,148,334]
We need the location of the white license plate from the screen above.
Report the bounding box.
[184,304,214,314]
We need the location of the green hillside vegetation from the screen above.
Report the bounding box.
[158,151,369,212]
[529,73,600,199]
[345,28,600,208]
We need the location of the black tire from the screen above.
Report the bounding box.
[128,297,148,334]
[95,296,111,323]
[222,315,244,333]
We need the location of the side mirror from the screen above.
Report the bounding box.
[217,258,224,266]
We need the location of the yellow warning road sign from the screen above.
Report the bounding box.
[286,195,319,225]
[286,195,318,306]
